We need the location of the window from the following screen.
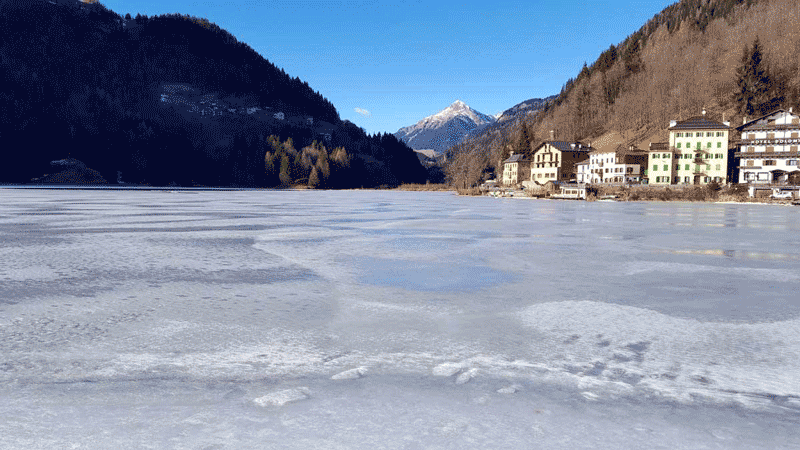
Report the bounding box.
[764,160,776,166]
[767,146,775,152]
[663,153,670,158]
[707,132,713,137]
[792,146,798,152]
[653,164,658,171]
[684,176,690,183]
[768,133,775,140]
[676,133,683,137]
[653,153,660,159]
[748,134,756,140]
[716,132,724,137]
[696,142,702,149]
[685,164,690,170]
[746,160,754,167]
[748,146,755,153]
[717,142,722,148]
[793,118,799,125]
[792,133,798,139]
[677,143,682,149]
[704,177,709,183]
[715,164,721,170]
[757,172,769,181]
[675,164,679,171]
[663,165,668,171]
[745,172,755,180]
[788,160,797,166]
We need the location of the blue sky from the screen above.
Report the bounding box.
[103,0,676,135]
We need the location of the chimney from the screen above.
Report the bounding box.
[571,143,576,149]
[791,107,794,113]
[670,120,677,128]
[550,130,555,140]
[743,116,747,125]
[509,151,514,156]
[702,109,706,116]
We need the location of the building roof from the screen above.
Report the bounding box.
[503,153,529,164]
[736,109,798,131]
[668,115,730,130]
[648,142,669,151]
[589,143,647,156]
[538,141,593,153]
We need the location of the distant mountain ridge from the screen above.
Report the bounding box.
[495,95,557,122]
[394,100,496,154]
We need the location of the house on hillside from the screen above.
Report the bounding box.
[584,146,647,184]
[647,111,731,185]
[501,151,531,186]
[529,141,592,184]
[735,108,800,185]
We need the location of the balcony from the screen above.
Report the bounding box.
[734,151,800,158]
[739,138,800,146]
[741,123,800,131]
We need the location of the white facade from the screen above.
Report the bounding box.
[584,151,644,184]
[648,114,730,185]
[737,109,800,184]
[576,162,590,184]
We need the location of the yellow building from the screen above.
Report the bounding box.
[647,112,731,185]
[529,141,591,184]
[501,151,531,186]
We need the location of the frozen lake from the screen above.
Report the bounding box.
[1,188,799,449]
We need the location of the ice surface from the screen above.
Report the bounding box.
[331,366,367,380]
[1,188,799,448]
[253,387,311,407]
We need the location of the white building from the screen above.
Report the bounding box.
[736,109,800,184]
[582,147,647,184]
[647,112,731,185]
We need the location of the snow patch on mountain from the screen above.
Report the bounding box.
[394,100,496,154]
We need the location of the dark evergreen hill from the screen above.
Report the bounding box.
[0,0,426,187]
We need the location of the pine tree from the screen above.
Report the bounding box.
[279,155,291,186]
[517,122,531,157]
[308,166,320,188]
[735,37,771,116]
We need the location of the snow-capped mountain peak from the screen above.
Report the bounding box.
[394,101,496,153]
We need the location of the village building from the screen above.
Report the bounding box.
[647,111,730,185]
[576,161,590,184]
[552,183,588,199]
[501,151,531,186]
[735,109,800,185]
[582,146,647,184]
[529,141,592,184]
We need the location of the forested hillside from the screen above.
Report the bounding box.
[0,0,426,187]
[447,0,800,187]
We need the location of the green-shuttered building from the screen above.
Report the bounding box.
[647,112,731,185]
